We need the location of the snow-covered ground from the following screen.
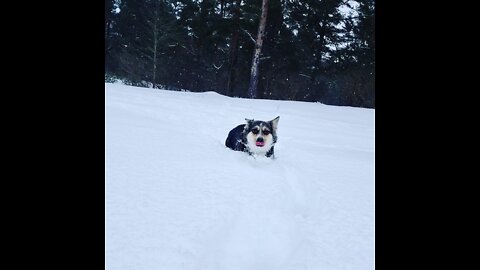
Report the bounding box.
[105,83,375,270]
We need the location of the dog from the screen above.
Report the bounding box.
[225,116,280,158]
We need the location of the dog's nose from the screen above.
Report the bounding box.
[256,137,264,142]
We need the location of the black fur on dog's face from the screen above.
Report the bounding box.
[243,116,279,156]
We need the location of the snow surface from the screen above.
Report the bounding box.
[105,83,375,270]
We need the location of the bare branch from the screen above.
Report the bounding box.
[241,27,256,44]
[213,63,223,70]
[298,73,312,79]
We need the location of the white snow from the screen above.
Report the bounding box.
[105,82,375,270]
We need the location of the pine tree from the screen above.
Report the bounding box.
[332,0,375,107]
[226,0,242,96]
[354,0,375,107]
[105,0,118,72]
[114,0,183,87]
[143,0,182,88]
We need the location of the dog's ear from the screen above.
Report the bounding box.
[245,118,254,125]
[270,116,280,131]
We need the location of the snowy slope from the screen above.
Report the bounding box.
[105,83,375,270]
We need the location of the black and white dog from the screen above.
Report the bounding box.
[225,116,280,158]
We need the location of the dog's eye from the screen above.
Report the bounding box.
[252,129,259,134]
[263,130,270,135]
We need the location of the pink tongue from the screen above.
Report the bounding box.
[256,142,264,146]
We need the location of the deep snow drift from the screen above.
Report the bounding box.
[105,83,375,270]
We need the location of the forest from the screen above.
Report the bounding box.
[105,0,374,108]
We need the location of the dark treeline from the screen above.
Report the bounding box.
[105,0,374,108]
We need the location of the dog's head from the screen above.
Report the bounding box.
[243,116,279,155]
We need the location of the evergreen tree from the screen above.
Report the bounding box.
[226,0,243,96]
[331,0,375,107]
[114,0,183,87]
[353,0,375,107]
[285,0,345,101]
[142,0,183,88]
[105,0,118,73]
[105,0,114,58]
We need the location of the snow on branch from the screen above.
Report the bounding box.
[213,63,223,70]
[241,27,256,44]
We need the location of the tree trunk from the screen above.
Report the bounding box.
[226,0,242,96]
[153,21,157,88]
[247,0,269,99]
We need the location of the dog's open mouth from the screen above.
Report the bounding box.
[256,141,265,147]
